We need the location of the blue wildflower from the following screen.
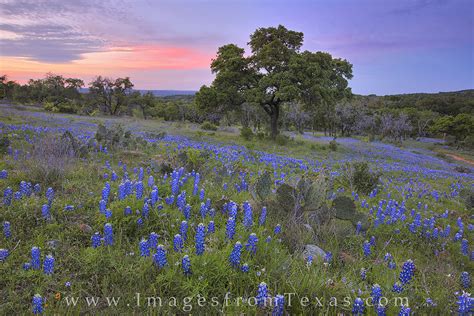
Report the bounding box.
[241,263,249,272]
[43,255,55,275]
[0,248,9,262]
[371,284,382,305]
[3,221,11,238]
[256,282,268,307]
[461,272,471,289]
[104,223,114,246]
[363,240,372,257]
[153,245,167,268]
[180,221,188,241]
[352,297,365,315]
[259,206,267,226]
[456,291,473,315]
[31,247,41,270]
[182,255,192,276]
[229,241,243,267]
[274,224,281,234]
[149,232,159,250]
[173,234,184,252]
[207,221,215,234]
[195,223,206,255]
[140,239,150,257]
[246,233,258,255]
[272,294,285,316]
[91,232,101,248]
[32,294,43,314]
[226,217,236,240]
[461,239,468,256]
[399,259,415,285]
[242,201,253,229]
[392,282,403,293]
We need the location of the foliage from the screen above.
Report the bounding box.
[240,127,254,140]
[196,25,352,138]
[275,134,290,146]
[200,121,218,131]
[339,161,380,195]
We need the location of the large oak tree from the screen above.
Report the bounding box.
[196,25,353,138]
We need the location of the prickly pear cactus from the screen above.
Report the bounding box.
[255,171,272,201]
[276,183,296,213]
[332,196,357,221]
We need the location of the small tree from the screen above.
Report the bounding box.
[89,76,134,115]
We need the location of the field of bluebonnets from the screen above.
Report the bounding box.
[0,104,473,315]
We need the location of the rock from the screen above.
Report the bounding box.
[79,223,93,233]
[303,244,326,260]
[46,240,60,250]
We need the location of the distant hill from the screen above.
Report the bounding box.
[79,88,196,97]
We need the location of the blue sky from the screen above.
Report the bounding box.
[0,0,473,94]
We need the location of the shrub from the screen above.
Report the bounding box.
[329,139,338,151]
[275,134,289,146]
[24,134,76,188]
[200,121,218,131]
[0,136,10,154]
[240,127,254,141]
[339,161,380,195]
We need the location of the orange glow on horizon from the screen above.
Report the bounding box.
[0,44,215,85]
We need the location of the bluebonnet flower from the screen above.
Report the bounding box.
[180,221,188,241]
[140,239,150,257]
[3,187,12,206]
[46,187,54,204]
[384,253,392,262]
[148,175,154,187]
[363,240,372,257]
[3,221,11,238]
[64,205,74,211]
[272,294,285,316]
[102,182,110,201]
[150,188,159,207]
[461,272,471,289]
[274,224,281,234]
[99,199,106,214]
[195,223,206,255]
[0,169,7,179]
[266,236,272,243]
[369,235,376,246]
[371,284,382,305]
[246,233,258,255]
[259,207,267,226]
[456,291,473,315]
[43,255,55,275]
[199,188,205,201]
[165,195,174,205]
[142,201,150,218]
[153,245,167,268]
[388,261,396,269]
[183,204,191,220]
[91,232,101,248]
[356,221,362,235]
[226,217,236,240]
[193,173,200,196]
[200,202,207,219]
[137,217,144,227]
[207,221,215,234]
[177,191,186,210]
[14,191,21,200]
[360,268,367,280]
[136,181,144,200]
[104,223,114,246]
[23,262,31,270]
[34,183,40,194]
[242,201,253,229]
[399,306,411,316]
[32,294,43,314]
[173,234,184,252]
[461,239,469,256]
[256,282,268,307]
[229,241,243,267]
[182,255,192,276]
[352,297,365,315]
[31,247,41,270]
[0,248,9,262]
[325,251,333,263]
[399,259,415,285]
[392,282,403,293]
[149,232,159,250]
[375,304,386,315]
[124,206,132,216]
[241,263,249,272]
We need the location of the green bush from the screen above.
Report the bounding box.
[340,161,380,195]
[240,127,254,140]
[275,134,290,146]
[200,121,218,131]
[329,140,338,151]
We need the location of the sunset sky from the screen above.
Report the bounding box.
[0,0,473,95]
